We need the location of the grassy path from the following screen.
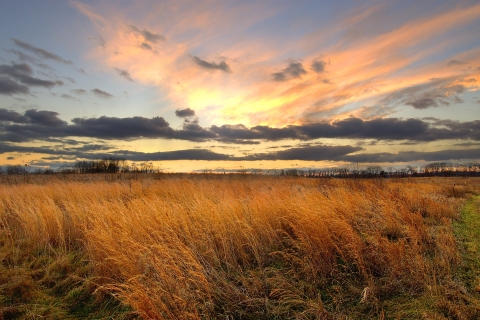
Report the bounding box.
[382,195,480,319]
[454,195,480,297]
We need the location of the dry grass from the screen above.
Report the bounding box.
[1,176,479,319]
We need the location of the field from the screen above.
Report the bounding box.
[1,175,480,319]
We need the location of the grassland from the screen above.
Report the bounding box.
[1,175,480,319]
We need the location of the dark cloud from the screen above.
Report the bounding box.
[0,139,230,161]
[1,108,480,145]
[110,149,231,161]
[0,142,75,156]
[0,78,29,95]
[0,63,63,94]
[8,49,38,64]
[210,124,264,141]
[0,143,353,162]
[341,148,480,163]
[175,108,195,118]
[91,88,113,99]
[42,138,83,145]
[71,89,87,95]
[0,108,65,126]
[247,125,300,141]
[68,116,172,139]
[7,49,54,72]
[267,145,293,149]
[160,146,478,163]
[206,124,291,144]
[41,156,76,160]
[98,37,107,48]
[272,62,307,82]
[0,108,29,123]
[71,143,115,152]
[114,145,359,162]
[176,120,217,141]
[453,142,480,147]
[60,94,75,100]
[192,56,232,73]
[0,62,32,77]
[0,111,189,142]
[1,136,479,164]
[406,98,437,109]
[447,59,467,66]
[140,30,164,43]
[311,59,326,73]
[382,78,466,109]
[114,68,134,81]
[210,124,309,142]
[29,160,72,168]
[217,138,260,145]
[140,42,153,51]
[20,75,62,88]
[0,141,112,159]
[428,119,480,140]
[130,25,165,43]
[301,117,430,140]
[211,117,480,142]
[24,109,66,127]
[405,85,465,109]
[11,38,72,64]
[243,145,361,161]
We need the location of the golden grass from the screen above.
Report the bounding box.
[1,176,479,319]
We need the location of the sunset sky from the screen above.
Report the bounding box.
[1,0,480,172]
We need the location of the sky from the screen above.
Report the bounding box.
[0,0,479,173]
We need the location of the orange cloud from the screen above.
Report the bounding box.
[72,0,480,128]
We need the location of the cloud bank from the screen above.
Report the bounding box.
[1,109,479,146]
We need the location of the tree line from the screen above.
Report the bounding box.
[0,157,160,175]
[0,159,479,177]
[263,162,480,178]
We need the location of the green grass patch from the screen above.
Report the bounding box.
[375,195,480,319]
[454,196,480,294]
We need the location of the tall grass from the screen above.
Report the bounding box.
[1,176,478,319]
